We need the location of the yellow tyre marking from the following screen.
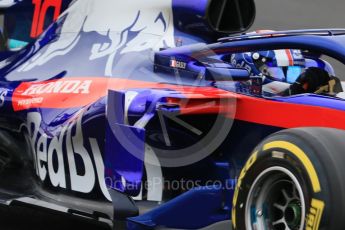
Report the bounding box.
[263,141,321,193]
[232,151,258,229]
[306,199,325,230]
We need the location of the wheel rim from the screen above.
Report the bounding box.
[245,166,306,230]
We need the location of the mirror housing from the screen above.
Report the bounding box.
[173,0,256,39]
[208,0,256,33]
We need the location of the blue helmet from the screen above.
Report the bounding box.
[230,49,307,84]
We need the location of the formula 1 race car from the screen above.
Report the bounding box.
[1,0,345,230]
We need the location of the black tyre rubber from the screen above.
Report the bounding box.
[232,128,345,230]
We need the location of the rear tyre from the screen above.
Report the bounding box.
[232,128,345,230]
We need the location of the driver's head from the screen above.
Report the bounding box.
[231,49,306,84]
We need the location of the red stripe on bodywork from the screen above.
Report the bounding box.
[12,77,235,112]
[234,94,345,130]
[12,77,345,130]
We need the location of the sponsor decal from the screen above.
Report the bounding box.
[231,57,252,73]
[21,80,92,95]
[170,59,187,69]
[13,78,98,111]
[0,89,8,108]
[17,97,43,107]
[27,112,111,201]
[306,199,325,230]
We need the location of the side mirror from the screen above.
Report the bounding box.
[173,0,256,39]
[208,0,256,33]
[205,67,251,81]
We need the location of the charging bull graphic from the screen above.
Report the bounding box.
[13,0,175,79]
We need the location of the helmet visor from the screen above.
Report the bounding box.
[266,66,305,83]
[286,66,304,83]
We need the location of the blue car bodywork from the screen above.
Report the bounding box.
[0,0,345,229]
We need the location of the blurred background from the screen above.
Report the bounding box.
[253,0,345,79]
[253,0,345,30]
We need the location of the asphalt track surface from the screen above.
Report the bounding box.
[0,205,112,230]
[2,0,345,229]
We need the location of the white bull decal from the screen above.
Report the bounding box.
[17,0,175,76]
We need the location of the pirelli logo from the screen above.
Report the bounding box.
[306,199,325,230]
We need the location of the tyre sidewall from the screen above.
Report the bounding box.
[232,131,331,230]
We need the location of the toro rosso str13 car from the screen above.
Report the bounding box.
[1,0,345,229]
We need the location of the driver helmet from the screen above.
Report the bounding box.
[230,30,307,84]
[231,49,306,84]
